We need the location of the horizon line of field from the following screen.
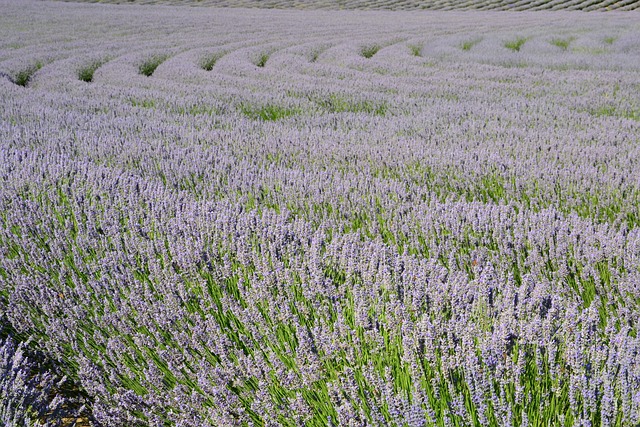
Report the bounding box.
[58,0,640,12]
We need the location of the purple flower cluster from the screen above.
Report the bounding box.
[1,1,639,426]
[0,335,74,427]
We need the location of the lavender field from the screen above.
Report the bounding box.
[1,1,640,426]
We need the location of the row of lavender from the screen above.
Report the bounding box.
[61,0,640,11]
[1,2,640,426]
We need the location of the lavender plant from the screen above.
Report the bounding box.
[1,1,640,426]
[0,334,80,426]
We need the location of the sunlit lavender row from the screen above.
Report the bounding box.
[61,0,640,11]
[1,1,640,426]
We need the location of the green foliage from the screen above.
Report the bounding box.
[603,36,617,45]
[361,44,381,59]
[408,44,422,56]
[550,37,574,51]
[308,47,324,63]
[504,37,527,52]
[200,52,223,71]
[78,60,104,83]
[461,38,481,51]
[139,55,168,77]
[130,98,156,108]
[255,53,269,68]
[592,105,640,121]
[12,62,43,87]
[318,94,387,116]
[240,103,298,121]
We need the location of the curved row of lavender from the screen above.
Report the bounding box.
[1,1,640,426]
[61,0,640,11]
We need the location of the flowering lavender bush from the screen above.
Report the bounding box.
[1,1,640,426]
[0,334,82,427]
